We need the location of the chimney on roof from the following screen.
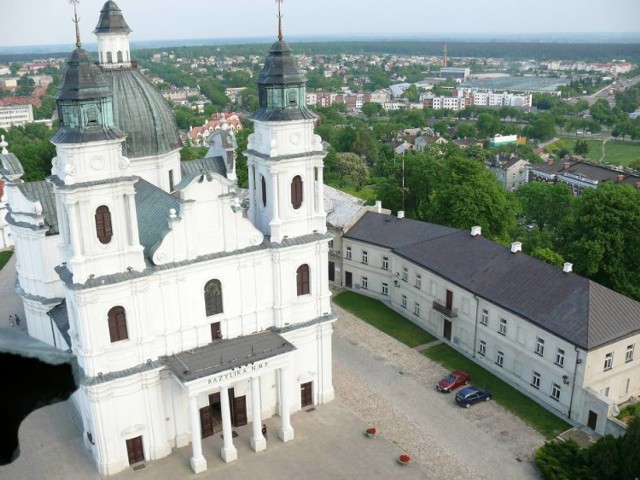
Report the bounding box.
[375,200,382,213]
[563,262,573,273]
[547,158,554,166]
[563,162,571,171]
[617,174,624,183]
[470,226,481,236]
[397,210,405,219]
[511,242,522,253]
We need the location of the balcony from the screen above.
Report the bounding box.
[432,300,457,318]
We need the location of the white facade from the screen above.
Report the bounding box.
[0,104,34,129]
[340,215,640,436]
[1,4,335,476]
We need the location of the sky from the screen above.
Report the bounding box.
[1,0,639,48]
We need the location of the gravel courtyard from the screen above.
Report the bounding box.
[332,303,545,480]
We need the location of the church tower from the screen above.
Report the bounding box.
[94,0,132,69]
[49,14,145,284]
[246,7,327,243]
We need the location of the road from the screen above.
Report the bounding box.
[584,74,640,107]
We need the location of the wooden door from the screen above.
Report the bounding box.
[200,406,214,438]
[300,381,313,407]
[209,393,222,433]
[345,271,352,288]
[443,319,452,341]
[328,261,335,282]
[211,322,221,341]
[126,436,144,465]
[233,395,248,426]
[446,290,453,310]
[587,410,598,430]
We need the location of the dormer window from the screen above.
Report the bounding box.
[85,105,100,126]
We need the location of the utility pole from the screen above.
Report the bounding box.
[443,43,448,68]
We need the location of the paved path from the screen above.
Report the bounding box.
[0,250,25,330]
[413,339,442,351]
[332,305,543,480]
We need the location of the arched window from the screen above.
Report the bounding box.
[204,279,223,316]
[261,175,267,207]
[108,306,128,342]
[117,51,123,63]
[106,51,113,63]
[296,264,310,296]
[95,206,113,244]
[85,105,99,126]
[291,175,303,209]
[288,90,297,106]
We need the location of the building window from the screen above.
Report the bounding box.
[555,348,565,367]
[480,309,488,326]
[106,51,113,63]
[95,205,113,244]
[168,169,175,192]
[496,351,504,367]
[604,386,610,397]
[532,371,541,389]
[479,340,486,356]
[498,318,507,336]
[361,276,368,290]
[535,338,545,356]
[107,306,128,342]
[626,378,630,394]
[626,344,635,363]
[328,240,334,249]
[382,283,388,296]
[117,51,123,63]
[551,383,561,401]
[204,279,223,316]
[604,352,613,371]
[261,175,267,207]
[296,264,310,296]
[414,302,420,316]
[361,251,368,264]
[415,274,421,289]
[402,267,408,282]
[382,256,389,270]
[291,175,303,209]
[345,247,351,260]
[401,295,407,309]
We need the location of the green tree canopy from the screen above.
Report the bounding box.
[516,182,572,231]
[427,157,516,241]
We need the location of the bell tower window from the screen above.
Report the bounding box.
[288,90,297,106]
[296,264,310,296]
[85,105,99,126]
[95,206,113,244]
[117,51,123,63]
[261,175,267,207]
[106,51,113,63]
[291,175,303,209]
[108,306,128,342]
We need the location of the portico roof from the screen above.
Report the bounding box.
[166,330,296,384]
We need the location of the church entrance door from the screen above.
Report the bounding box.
[345,271,352,288]
[300,381,313,407]
[209,393,223,433]
[200,406,214,438]
[126,435,144,465]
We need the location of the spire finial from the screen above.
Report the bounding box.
[0,135,8,155]
[70,0,82,48]
[276,0,283,41]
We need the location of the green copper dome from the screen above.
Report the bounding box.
[103,68,182,159]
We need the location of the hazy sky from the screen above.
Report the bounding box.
[2,0,639,47]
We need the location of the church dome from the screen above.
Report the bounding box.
[103,68,182,159]
[94,1,131,34]
[55,48,112,101]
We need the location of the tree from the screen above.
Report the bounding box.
[427,157,516,241]
[456,123,477,139]
[179,145,207,161]
[588,435,621,480]
[476,113,501,138]
[560,182,640,300]
[516,182,573,232]
[234,127,252,188]
[524,112,556,141]
[329,152,369,189]
[402,84,420,102]
[574,139,589,156]
[362,102,382,118]
[620,417,640,479]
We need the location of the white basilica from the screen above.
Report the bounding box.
[0,2,335,475]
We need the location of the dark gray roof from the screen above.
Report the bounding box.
[134,178,182,258]
[180,157,226,178]
[345,212,640,350]
[104,68,182,159]
[165,330,296,383]
[257,40,306,86]
[0,152,24,179]
[55,48,112,101]
[18,180,59,235]
[48,301,70,349]
[50,124,125,145]
[94,1,132,34]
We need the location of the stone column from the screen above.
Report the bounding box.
[248,164,255,222]
[250,376,266,452]
[188,395,207,473]
[220,386,237,462]
[68,202,83,257]
[269,170,281,242]
[317,166,324,214]
[278,366,294,442]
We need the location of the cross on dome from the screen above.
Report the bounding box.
[276,0,283,41]
[70,0,82,48]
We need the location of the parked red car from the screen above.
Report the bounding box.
[436,370,471,393]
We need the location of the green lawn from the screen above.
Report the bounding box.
[333,290,436,347]
[548,138,640,167]
[0,250,13,271]
[424,343,571,439]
